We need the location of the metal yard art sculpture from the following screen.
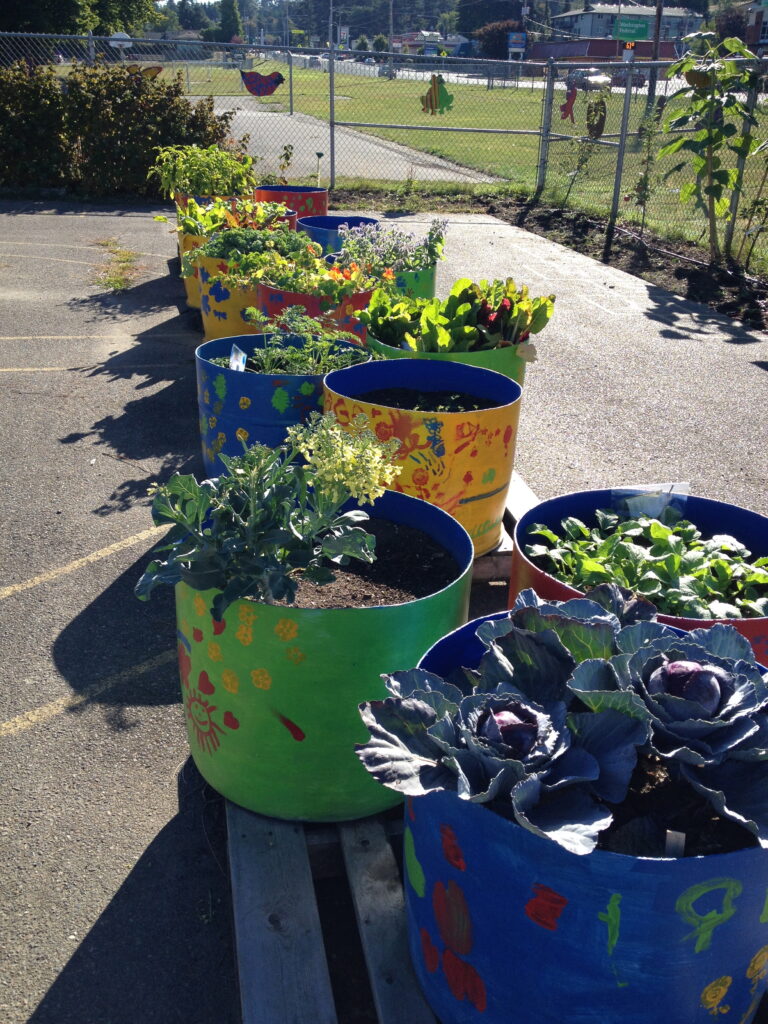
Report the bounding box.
[240,69,285,97]
[421,74,453,115]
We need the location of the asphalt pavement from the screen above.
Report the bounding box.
[0,197,766,1024]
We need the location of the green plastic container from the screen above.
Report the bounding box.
[173,490,474,822]
[365,334,528,386]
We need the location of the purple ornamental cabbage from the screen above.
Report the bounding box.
[357,587,652,855]
[567,623,768,846]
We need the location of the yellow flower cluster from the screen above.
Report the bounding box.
[286,413,401,507]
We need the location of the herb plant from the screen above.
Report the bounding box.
[181,227,315,277]
[148,143,259,199]
[359,277,554,357]
[357,587,768,857]
[135,413,401,620]
[334,219,447,274]
[208,305,369,375]
[525,506,768,620]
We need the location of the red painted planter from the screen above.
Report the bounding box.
[257,282,371,343]
[254,185,328,219]
[509,489,768,666]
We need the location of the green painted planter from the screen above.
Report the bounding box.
[365,334,528,387]
[173,490,474,822]
[393,263,437,299]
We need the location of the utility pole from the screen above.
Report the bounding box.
[646,0,664,110]
[388,0,395,79]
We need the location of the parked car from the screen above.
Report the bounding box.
[611,67,647,87]
[307,55,322,68]
[566,67,611,91]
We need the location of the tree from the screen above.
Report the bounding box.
[436,9,458,38]
[355,33,370,53]
[220,0,244,41]
[714,4,747,42]
[457,0,514,36]
[89,0,157,33]
[0,0,94,32]
[372,32,388,52]
[473,17,523,59]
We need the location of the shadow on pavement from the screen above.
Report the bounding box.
[60,314,204,515]
[53,552,179,715]
[27,760,241,1024]
[68,258,191,319]
[642,283,767,345]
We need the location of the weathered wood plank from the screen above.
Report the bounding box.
[505,470,541,528]
[227,803,338,1024]
[340,819,438,1024]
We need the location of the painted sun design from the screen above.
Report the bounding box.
[186,690,224,754]
[700,976,732,1016]
[748,946,768,992]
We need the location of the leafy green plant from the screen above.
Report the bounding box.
[660,33,759,262]
[334,218,447,274]
[359,277,554,357]
[357,587,768,857]
[92,238,141,292]
[148,142,258,199]
[627,115,661,238]
[135,413,401,619]
[208,305,368,374]
[181,226,314,277]
[560,136,600,208]
[156,197,290,237]
[0,62,68,188]
[525,506,768,619]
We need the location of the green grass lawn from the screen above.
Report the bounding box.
[169,61,768,267]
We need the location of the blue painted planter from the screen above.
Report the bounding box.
[297,215,380,254]
[195,333,368,475]
[405,615,768,1024]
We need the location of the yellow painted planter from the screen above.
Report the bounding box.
[198,255,261,341]
[323,359,523,556]
[180,232,205,309]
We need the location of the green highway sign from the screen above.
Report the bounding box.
[615,15,649,41]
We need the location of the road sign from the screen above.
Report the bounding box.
[615,15,648,41]
[109,31,133,49]
[507,31,527,46]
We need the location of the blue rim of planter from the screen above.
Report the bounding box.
[297,215,380,253]
[323,356,522,408]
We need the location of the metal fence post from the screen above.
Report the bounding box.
[535,59,555,196]
[605,61,635,253]
[87,30,95,64]
[329,48,336,189]
[724,62,760,259]
[288,49,294,114]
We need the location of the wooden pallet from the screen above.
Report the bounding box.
[227,803,438,1024]
[226,472,543,1023]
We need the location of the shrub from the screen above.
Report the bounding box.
[63,63,235,197]
[0,63,68,188]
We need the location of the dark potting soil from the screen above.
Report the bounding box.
[353,387,497,413]
[598,753,758,858]
[290,517,460,609]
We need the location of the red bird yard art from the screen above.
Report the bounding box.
[240,69,285,97]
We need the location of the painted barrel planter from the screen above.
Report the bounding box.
[324,359,522,556]
[508,490,768,667]
[297,215,380,255]
[195,333,369,475]
[198,255,260,342]
[173,489,474,822]
[257,282,372,342]
[326,256,437,300]
[406,613,768,1024]
[180,232,205,308]
[365,334,529,387]
[254,185,328,218]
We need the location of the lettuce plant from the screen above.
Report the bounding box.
[357,587,768,856]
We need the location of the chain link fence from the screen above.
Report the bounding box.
[2,32,768,266]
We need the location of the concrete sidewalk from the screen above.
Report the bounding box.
[0,198,766,1024]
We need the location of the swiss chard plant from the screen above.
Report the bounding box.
[525,506,768,620]
[358,277,554,357]
[357,587,768,857]
[135,413,401,620]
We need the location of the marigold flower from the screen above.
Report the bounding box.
[382,268,395,281]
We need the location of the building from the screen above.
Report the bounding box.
[744,0,768,49]
[391,31,469,55]
[549,4,703,41]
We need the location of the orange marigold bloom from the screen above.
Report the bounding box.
[382,268,395,281]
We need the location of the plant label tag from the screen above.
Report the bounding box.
[611,482,690,520]
[665,829,686,857]
[229,344,246,372]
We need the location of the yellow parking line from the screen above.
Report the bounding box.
[0,651,177,738]
[0,526,166,601]
[0,367,71,372]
